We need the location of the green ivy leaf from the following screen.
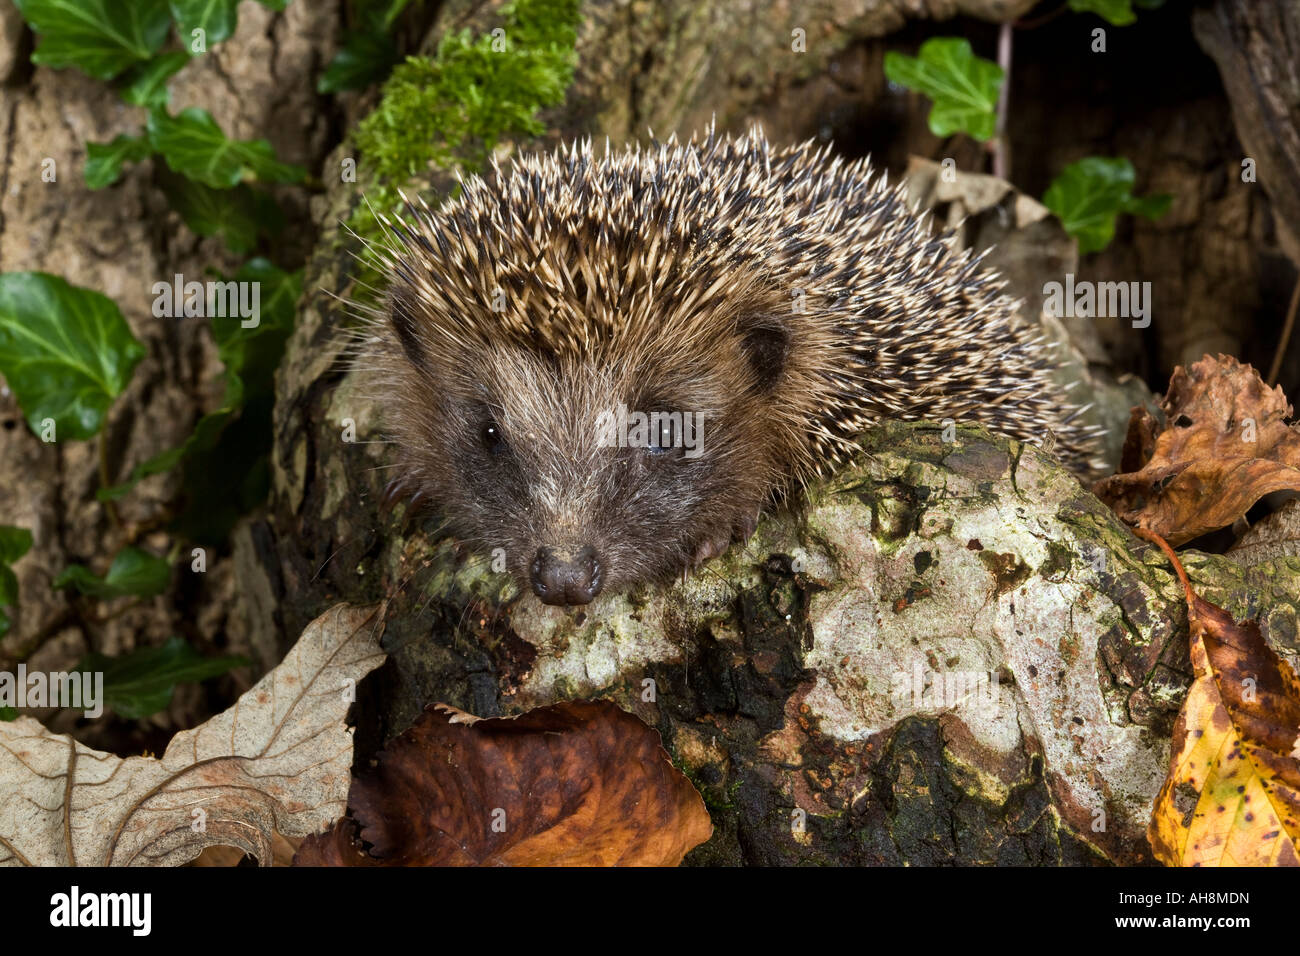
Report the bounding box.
[318,29,400,93]
[12,0,172,80]
[1068,0,1137,25]
[0,526,33,566]
[76,636,248,719]
[54,546,170,598]
[0,272,146,440]
[98,389,254,503]
[84,134,153,189]
[100,259,300,502]
[213,257,300,357]
[1042,156,1171,254]
[169,0,239,46]
[318,0,409,92]
[148,107,307,189]
[0,563,17,612]
[96,440,192,501]
[157,168,284,253]
[883,38,1003,142]
[1121,192,1173,220]
[117,50,190,107]
[0,525,33,639]
[171,259,298,541]
[257,0,288,10]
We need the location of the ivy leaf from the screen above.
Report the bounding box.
[318,29,401,93]
[157,168,283,254]
[148,107,307,189]
[169,0,239,46]
[76,636,249,719]
[96,442,190,501]
[257,0,288,9]
[54,546,170,599]
[0,526,33,566]
[212,257,300,360]
[98,386,251,502]
[12,0,172,80]
[318,0,409,92]
[100,259,300,502]
[0,566,16,625]
[117,50,190,107]
[0,273,146,440]
[883,38,1003,142]
[1068,0,1137,25]
[171,259,299,541]
[1121,192,1173,220]
[1042,156,1171,254]
[0,525,33,639]
[85,134,153,189]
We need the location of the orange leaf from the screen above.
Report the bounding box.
[1095,355,1300,546]
[296,700,712,866]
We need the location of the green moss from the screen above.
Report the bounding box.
[347,0,582,285]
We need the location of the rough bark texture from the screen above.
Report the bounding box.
[1193,0,1300,271]
[1192,0,1300,386]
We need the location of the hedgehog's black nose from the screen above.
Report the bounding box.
[531,546,601,605]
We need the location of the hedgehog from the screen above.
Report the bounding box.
[359,126,1104,606]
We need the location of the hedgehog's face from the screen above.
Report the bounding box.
[389,327,788,606]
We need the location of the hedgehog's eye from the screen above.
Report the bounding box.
[642,412,690,461]
[650,417,674,450]
[480,421,508,456]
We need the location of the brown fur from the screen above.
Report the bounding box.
[358,127,1103,603]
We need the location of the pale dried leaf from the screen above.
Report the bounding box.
[0,604,384,867]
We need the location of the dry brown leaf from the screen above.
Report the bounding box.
[190,833,302,867]
[1095,354,1300,546]
[291,816,380,867]
[0,604,385,866]
[296,699,713,866]
[1141,531,1300,866]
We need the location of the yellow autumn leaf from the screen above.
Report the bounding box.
[1143,530,1300,866]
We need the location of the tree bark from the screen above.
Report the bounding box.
[1194,0,1300,270]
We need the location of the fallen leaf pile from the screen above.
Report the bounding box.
[1140,530,1300,866]
[1094,354,1300,545]
[295,699,712,866]
[0,604,384,866]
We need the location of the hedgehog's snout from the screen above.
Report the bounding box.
[530,545,602,605]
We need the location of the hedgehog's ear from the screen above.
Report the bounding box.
[389,288,430,372]
[737,315,790,394]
